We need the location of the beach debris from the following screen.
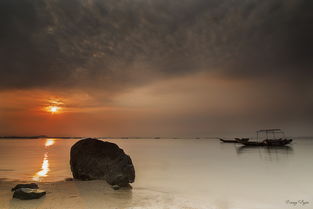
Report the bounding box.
[70,138,135,187]
[112,185,120,190]
[11,183,39,191]
[13,188,46,200]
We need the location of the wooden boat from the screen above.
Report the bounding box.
[219,138,249,143]
[239,141,265,146]
[219,138,237,143]
[263,139,293,146]
[237,129,292,146]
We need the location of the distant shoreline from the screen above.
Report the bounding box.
[0,136,217,139]
[0,136,312,139]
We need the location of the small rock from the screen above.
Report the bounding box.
[13,188,46,200]
[11,183,39,191]
[112,185,120,190]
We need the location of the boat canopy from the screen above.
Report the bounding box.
[257,129,283,133]
[256,129,285,140]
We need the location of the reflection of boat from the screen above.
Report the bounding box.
[237,129,292,146]
[219,138,249,143]
[236,145,293,156]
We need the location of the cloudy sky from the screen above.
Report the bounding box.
[0,0,312,137]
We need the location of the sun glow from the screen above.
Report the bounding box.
[49,106,60,113]
[45,104,62,114]
[44,98,64,114]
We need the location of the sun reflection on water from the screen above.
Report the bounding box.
[45,139,55,147]
[32,153,49,181]
[32,139,56,181]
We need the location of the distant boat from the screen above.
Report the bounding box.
[236,139,264,146]
[237,129,292,146]
[219,138,249,143]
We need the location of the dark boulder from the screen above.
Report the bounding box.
[11,183,39,191]
[70,138,135,187]
[13,188,46,200]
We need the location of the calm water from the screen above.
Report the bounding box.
[0,138,312,209]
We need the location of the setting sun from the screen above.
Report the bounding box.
[48,106,60,113]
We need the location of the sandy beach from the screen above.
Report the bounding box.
[0,180,213,209]
[1,177,312,209]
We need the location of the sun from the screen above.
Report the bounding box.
[48,106,60,113]
[44,98,64,114]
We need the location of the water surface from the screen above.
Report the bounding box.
[0,138,312,209]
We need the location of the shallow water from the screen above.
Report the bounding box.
[0,138,312,209]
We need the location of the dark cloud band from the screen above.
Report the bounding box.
[0,0,312,90]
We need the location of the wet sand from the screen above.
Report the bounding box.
[0,180,211,209]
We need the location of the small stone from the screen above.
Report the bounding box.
[11,183,39,191]
[112,185,120,190]
[13,188,46,200]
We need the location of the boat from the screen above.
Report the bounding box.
[237,129,292,146]
[219,138,237,143]
[219,138,249,143]
[263,138,293,146]
[237,140,265,146]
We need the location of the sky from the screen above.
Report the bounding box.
[0,0,312,137]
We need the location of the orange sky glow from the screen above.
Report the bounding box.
[0,73,312,137]
[0,0,312,138]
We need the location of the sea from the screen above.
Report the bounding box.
[0,138,312,209]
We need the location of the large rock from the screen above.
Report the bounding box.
[70,138,135,186]
[13,188,46,200]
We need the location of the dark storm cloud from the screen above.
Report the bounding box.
[0,0,313,90]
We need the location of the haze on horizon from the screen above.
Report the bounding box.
[0,0,312,137]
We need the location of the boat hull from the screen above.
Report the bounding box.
[263,139,293,146]
[220,138,249,143]
[219,139,238,143]
[239,139,292,146]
